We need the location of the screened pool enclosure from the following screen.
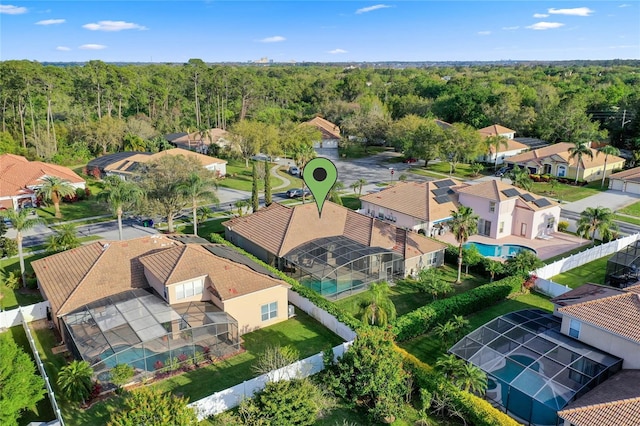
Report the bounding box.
[605,240,640,288]
[449,310,622,426]
[62,289,240,382]
[282,236,404,299]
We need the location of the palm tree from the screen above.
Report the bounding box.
[449,206,478,283]
[359,281,397,326]
[435,354,464,379]
[434,321,456,348]
[454,362,487,395]
[485,135,509,170]
[36,176,76,219]
[507,165,533,191]
[57,360,94,404]
[505,250,544,279]
[98,176,144,241]
[178,172,219,236]
[576,206,618,242]
[451,315,470,341]
[567,141,594,184]
[355,178,367,196]
[328,181,345,206]
[598,145,621,188]
[46,223,80,253]
[2,209,43,286]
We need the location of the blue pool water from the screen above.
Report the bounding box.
[464,242,536,258]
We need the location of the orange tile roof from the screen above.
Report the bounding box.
[487,138,528,154]
[305,116,341,139]
[506,142,625,170]
[478,124,516,137]
[559,397,640,426]
[609,167,640,183]
[103,148,226,174]
[455,180,559,211]
[559,292,640,343]
[222,201,446,258]
[0,154,85,198]
[360,179,465,222]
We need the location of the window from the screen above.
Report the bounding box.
[569,319,581,338]
[175,280,204,301]
[499,221,504,233]
[557,165,567,177]
[489,202,496,213]
[261,302,278,321]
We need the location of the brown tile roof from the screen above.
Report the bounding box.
[487,138,528,154]
[0,154,85,198]
[305,116,341,139]
[434,119,453,130]
[222,201,447,258]
[625,283,640,294]
[551,283,626,307]
[455,180,559,211]
[103,149,225,175]
[138,244,288,300]
[32,235,180,318]
[506,142,625,170]
[609,167,640,183]
[360,179,465,222]
[478,124,516,137]
[559,292,640,343]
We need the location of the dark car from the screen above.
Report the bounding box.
[495,166,513,177]
[286,188,311,198]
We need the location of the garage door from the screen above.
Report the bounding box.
[625,182,640,194]
[610,179,624,191]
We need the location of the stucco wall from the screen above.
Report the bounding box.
[225,229,272,264]
[359,202,426,232]
[403,250,445,277]
[223,286,289,335]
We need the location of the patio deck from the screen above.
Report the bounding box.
[435,231,589,261]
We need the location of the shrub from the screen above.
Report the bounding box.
[110,364,134,389]
[75,187,86,201]
[558,221,569,232]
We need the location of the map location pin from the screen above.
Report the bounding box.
[303,157,338,218]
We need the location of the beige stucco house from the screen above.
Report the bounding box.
[608,167,640,194]
[305,116,341,150]
[477,124,529,165]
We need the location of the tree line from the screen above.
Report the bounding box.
[1,60,639,165]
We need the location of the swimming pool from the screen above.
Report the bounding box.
[463,242,536,258]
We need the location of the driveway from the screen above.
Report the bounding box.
[561,189,640,214]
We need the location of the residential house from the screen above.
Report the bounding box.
[358,178,466,237]
[165,128,232,155]
[305,117,340,150]
[456,180,561,240]
[477,124,528,165]
[608,167,640,194]
[505,142,625,182]
[222,201,447,298]
[0,154,86,210]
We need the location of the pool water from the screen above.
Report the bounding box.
[464,242,536,258]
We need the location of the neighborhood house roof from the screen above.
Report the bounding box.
[608,167,640,183]
[305,116,341,139]
[101,148,226,175]
[506,142,625,170]
[487,138,528,154]
[550,283,626,307]
[455,180,558,211]
[478,124,516,137]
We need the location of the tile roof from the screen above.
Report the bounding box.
[550,283,626,307]
[222,201,447,259]
[609,166,640,183]
[305,116,341,139]
[559,292,640,343]
[478,124,516,137]
[506,142,625,170]
[486,138,528,154]
[0,154,85,198]
[359,179,465,222]
[102,148,226,175]
[455,180,559,211]
[138,244,288,300]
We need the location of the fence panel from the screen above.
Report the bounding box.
[534,278,572,298]
[0,300,49,329]
[287,290,357,341]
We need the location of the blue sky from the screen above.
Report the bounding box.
[1,1,638,62]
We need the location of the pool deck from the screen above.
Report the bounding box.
[435,231,590,261]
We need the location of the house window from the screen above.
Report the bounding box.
[499,222,504,233]
[478,219,492,236]
[489,202,496,213]
[557,165,567,177]
[569,319,581,338]
[175,280,204,301]
[543,164,552,175]
[261,302,278,321]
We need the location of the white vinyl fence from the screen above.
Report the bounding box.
[0,300,50,329]
[534,278,572,298]
[287,290,357,341]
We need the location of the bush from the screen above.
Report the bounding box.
[110,364,134,389]
[557,221,569,232]
[75,187,86,201]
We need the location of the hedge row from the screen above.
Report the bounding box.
[400,349,520,426]
[208,233,362,333]
[392,276,523,342]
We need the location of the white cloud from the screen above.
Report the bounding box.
[619,4,631,7]
[0,4,27,14]
[355,4,391,14]
[548,7,594,16]
[56,46,71,51]
[83,20,147,31]
[328,48,347,54]
[36,19,65,25]
[502,26,519,30]
[477,31,491,36]
[533,13,549,18]
[79,44,107,50]
[526,22,565,30]
[258,36,285,43]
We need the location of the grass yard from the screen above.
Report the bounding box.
[618,200,640,217]
[614,214,640,226]
[38,198,111,223]
[424,161,491,180]
[550,256,609,288]
[177,218,227,237]
[529,180,607,203]
[218,160,284,192]
[400,291,553,366]
[340,194,361,211]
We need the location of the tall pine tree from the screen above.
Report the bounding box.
[251,161,259,212]
[264,159,272,207]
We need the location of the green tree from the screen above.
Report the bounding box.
[36,176,76,219]
[252,345,299,378]
[351,178,367,196]
[264,159,272,207]
[328,181,345,206]
[485,135,509,170]
[485,259,504,282]
[98,176,144,241]
[178,171,219,236]
[576,206,619,242]
[415,268,452,300]
[463,244,483,276]
[597,144,621,188]
[435,354,464,379]
[1,209,42,285]
[440,123,483,175]
[507,164,533,191]
[449,206,479,283]
[231,120,279,168]
[57,360,94,405]
[110,364,134,391]
[46,223,80,253]
[107,387,198,426]
[251,162,259,213]
[434,321,456,348]
[454,362,487,395]
[0,333,46,426]
[451,314,470,341]
[567,141,594,184]
[505,250,544,278]
[359,281,397,326]
[0,220,18,259]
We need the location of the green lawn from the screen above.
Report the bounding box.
[424,161,491,179]
[400,291,553,366]
[178,218,228,237]
[550,257,609,288]
[340,194,361,210]
[218,160,284,192]
[529,180,607,203]
[1,253,48,309]
[618,200,640,217]
[614,214,640,226]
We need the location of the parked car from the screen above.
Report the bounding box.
[250,153,269,161]
[495,166,513,177]
[403,157,418,163]
[288,166,300,176]
[286,188,311,198]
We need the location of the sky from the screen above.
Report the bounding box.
[1,1,639,63]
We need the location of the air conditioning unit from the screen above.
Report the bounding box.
[288,305,296,318]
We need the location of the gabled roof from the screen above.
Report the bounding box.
[305,116,341,139]
[609,167,640,183]
[559,292,640,344]
[0,154,85,198]
[455,180,559,211]
[551,283,626,307]
[478,124,516,137]
[434,119,452,130]
[101,148,226,175]
[487,139,528,154]
[359,179,466,222]
[222,201,447,259]
[506,142,625,170]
